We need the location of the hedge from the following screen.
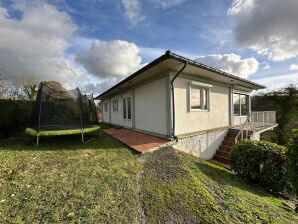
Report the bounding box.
[230,140,287,192]
[287,129,298,198]
[0,99,34,138]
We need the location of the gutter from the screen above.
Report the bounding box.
[170,61,187,141]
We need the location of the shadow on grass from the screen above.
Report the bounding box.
[0,133,139,155]
[195,161,269,197]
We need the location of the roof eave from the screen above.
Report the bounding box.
[96,50,266,99]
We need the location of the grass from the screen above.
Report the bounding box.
[141,148,298,224]
[0,133,297,223]
[0,134,141,223]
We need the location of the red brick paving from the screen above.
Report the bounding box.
[103,128,170,153]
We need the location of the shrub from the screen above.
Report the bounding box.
[230,140,287,192]
[287,129,298,198]
[0,100,34,137]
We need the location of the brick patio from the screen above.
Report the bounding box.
[103,128,171,153]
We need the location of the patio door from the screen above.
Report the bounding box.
[122,94,132,128]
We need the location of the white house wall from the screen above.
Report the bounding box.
[174,76,230,135]
[174,129,229,159]
[134,77,168,136]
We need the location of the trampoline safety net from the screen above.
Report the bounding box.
[31,83,99,131]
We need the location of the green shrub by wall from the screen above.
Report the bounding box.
[287,129,298,198]
[230,140,287,192]
[0,100,34,137]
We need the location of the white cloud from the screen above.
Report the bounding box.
[290,64,298,71]
[0,2,81,87]
[251,73,298,90]
[196,53,259,78]
[263,64,271,70]
[121,0,144,25]
[75,39,145,79]
[228,0,298,61]
[151,0,186,9]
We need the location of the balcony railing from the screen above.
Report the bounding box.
[235,111,277,142]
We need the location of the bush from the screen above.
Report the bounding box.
[287,129,298,198]
[0,100,34,138]
[230,140,287,192]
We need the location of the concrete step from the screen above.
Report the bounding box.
[224,136,236,142]
[219,145,232,152]
[227,133,238,137]
[222,140,234,147]
[209,159,231,170]
[213,154,230,163]
[216,150,230,157]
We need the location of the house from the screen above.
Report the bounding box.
[96,51,277,161]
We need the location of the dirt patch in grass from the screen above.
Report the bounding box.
[144,147,187,183]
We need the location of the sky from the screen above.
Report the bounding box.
[0,0,298,94]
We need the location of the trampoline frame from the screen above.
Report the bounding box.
[25,126,101,146]
[25,83,100,146]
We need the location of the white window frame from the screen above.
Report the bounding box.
[188,81,212,112]
[112,99,118,113]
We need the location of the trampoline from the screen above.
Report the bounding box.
[25,83,100,146]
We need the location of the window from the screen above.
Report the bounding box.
[127,97,131,119]
[104,102,108,113]
[112,99,118,112]
[233,93,249,116]
[233,94,240,116]
[190,85,210,111]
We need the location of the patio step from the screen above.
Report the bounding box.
[216,150,230,157]
[213,154,230,163]
[211,129,236,167]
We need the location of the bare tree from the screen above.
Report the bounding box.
[22,75,39,100]
[0,68,12,99]
[8,77,25,100]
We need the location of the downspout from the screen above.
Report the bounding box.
[171,62,187,141]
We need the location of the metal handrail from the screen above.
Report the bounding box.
[235,113,251,143]
[235,111,276,143]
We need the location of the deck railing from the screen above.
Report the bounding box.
[251,111,276,125]
[235,111,276,143]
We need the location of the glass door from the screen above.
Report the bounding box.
[122,94,132,127]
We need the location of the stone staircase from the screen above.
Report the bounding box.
[211,129,239,169]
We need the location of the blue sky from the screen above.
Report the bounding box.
[0,0,298,93]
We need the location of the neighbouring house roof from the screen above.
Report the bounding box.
[96,50,265,99]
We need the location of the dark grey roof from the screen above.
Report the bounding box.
[96,50,265,98]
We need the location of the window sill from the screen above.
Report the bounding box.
[190,109,209,112]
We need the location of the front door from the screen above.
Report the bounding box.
[122,94,132,128]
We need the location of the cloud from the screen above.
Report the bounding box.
[121,0,144,25]
[251,73,298,90]
[0,2,81,87]
[82,77,123,95]
[228,0,298,61]
[263,64,271,70]
[151,0,187,9]
[75,39,145,79]
[290,64,298,71]
[196,53,259,78]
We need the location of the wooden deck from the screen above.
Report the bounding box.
[103,128,171,153]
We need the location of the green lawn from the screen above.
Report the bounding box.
[0,134,297,223]
[0,135,141,223]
